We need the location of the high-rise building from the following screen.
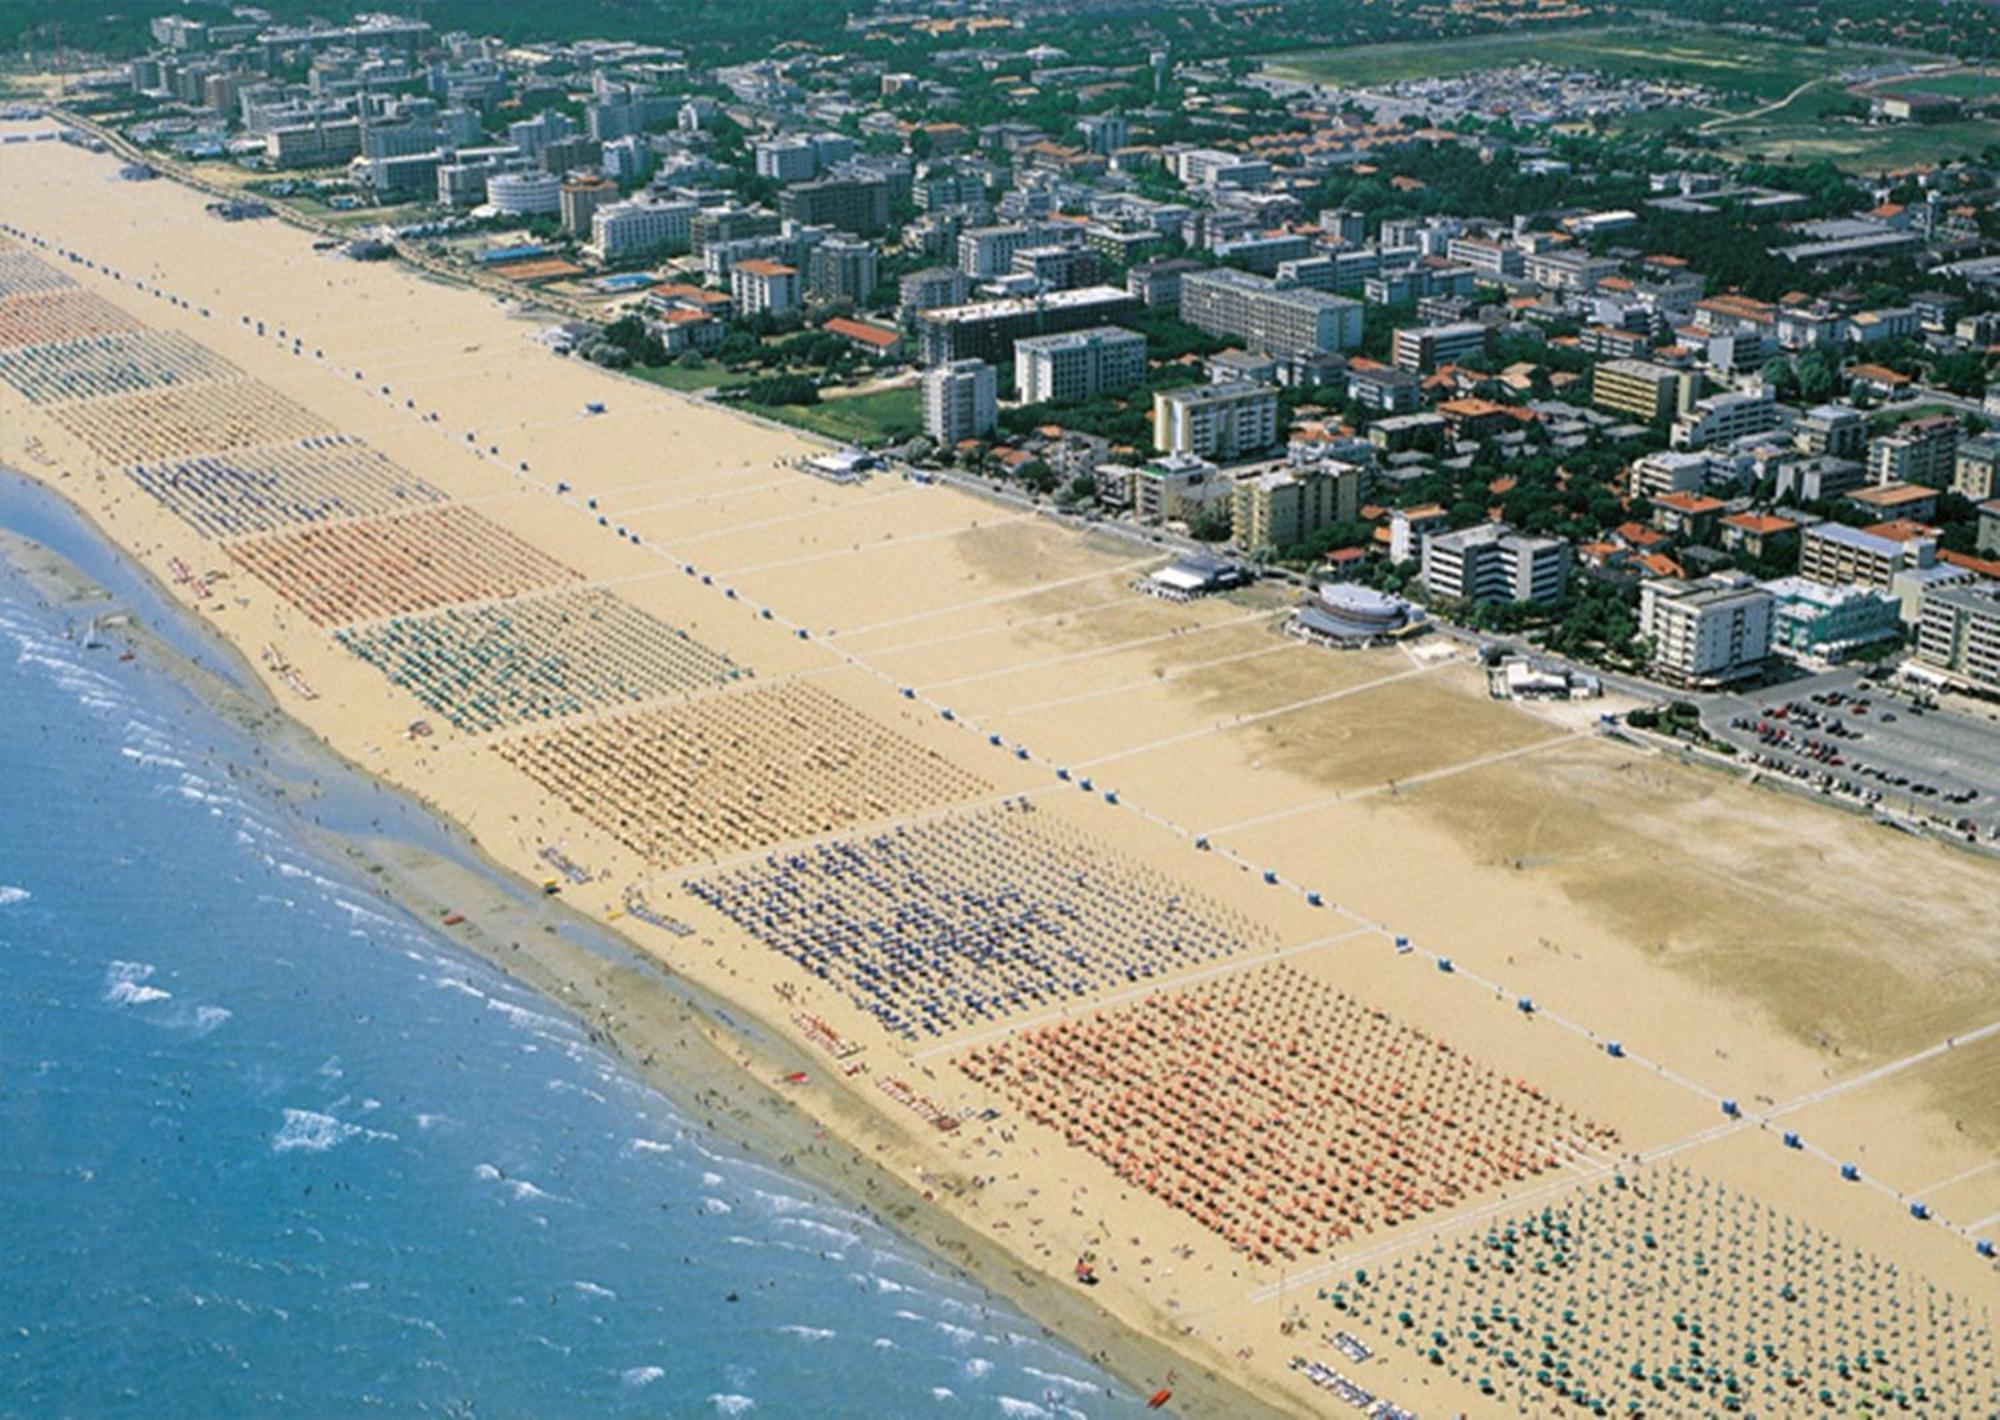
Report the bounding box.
[1592,359,1694,423]
[559,175,618,237]
[807,236,880,303]
[778,176,890,237]
[590,199,697,260]
[1639,573,1774,687]
[1152,382,1280,460]
[1421,523,1569,606]
[730,259,801,316]
[1013,326,1147,404]
[1179,268,1363,355]
[923,359,998,445]
[898,267,970,320]
[486,169,562,217]
[1916,580,2000,691]
[1230,461,1363,554]
[1391,321,1494,373]
[915,286,1143,366]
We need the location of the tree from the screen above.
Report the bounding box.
[1931,352,1988,398]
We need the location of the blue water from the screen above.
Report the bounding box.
[0,498,1147,1418]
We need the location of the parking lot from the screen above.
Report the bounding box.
[1703,665,2000,845]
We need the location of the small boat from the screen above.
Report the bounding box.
[442,913,466,926]
[1147,1390,1171,1410]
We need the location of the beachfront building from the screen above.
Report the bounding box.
[923,359,997,445]
[1178,268,1364,355]
[1230,461,1362,556]
[1639,573,1773,688]
[1420,523,1569,607]
[589,199,696,260]
[1013,326,1147,404]
[1132,453,1228,526]
[1592,359,1693,423]
[730,259,801,317]
[486,169,561,217]
[915,286,1143,367]
[1152,381,1280,460]
[1289,583,1424,647]
[1915,580,2000,692]
[1763,577,1902,662]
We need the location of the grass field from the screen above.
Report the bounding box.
[1263,26,1915,103]
[756,385,921,446]
[1267,27,2000,170]
[1882,69,2000,101]
[626,362,749,393]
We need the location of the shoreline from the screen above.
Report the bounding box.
[0,491,1291,1419]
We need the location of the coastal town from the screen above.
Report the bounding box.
[2,1,1998,1416]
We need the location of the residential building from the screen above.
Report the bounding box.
[1914,581,2000,692]
[1230,461,1363,554]
[558,175,617,237]
[1127,257,1203,313]
[1179,268,1364,355]
[778,176,890,237]
[1955,436,2000,502]
[1798,521,1936,591]
[1420,523,1569,606]
[730,259,800,316]
[956,224,1059,279]
[1650,491,1727,542]
[1133,453,1230,526]
[922,359,998,445]
[897,266,969,320]
[1590,359,1692,424]
[1013,325,1147,404]
[1152,381,1280,460]
[590,199,696,260]
[1847,482,1938,525]
[1763,577,1902,661]
[1009,244,1099,291]
[807,237,879,303]
[1868,415,1959,489]
[1346,361,1421,414]
[1391,321,1493,373]
[1628,451,1712,500]
[914,285,1142,366]
[1388,505,1450,565]
[1771,456,1866,504]
[1982,498,2000,556]
[1719,512,1801,562]
[1794,404,1867,461]
[1671,386,1779,450]
[1639,573,1773,687]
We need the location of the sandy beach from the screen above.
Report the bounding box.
[2,122,1994,1416]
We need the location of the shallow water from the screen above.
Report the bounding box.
[0,501,1145,1418]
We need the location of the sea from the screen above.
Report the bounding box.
[0,474,1148,1419]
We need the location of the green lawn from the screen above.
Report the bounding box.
[627,362,749,393]
[1266,26,1913,105]
[757,386,922,446]
[1885,70,2000,101]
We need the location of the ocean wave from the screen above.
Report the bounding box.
[930,1388,956,1402]
[702,1171,725,1188]
[272,1108,358,1153]
[104,959,172,1006]
[995,1399,1048,1419]
[0,885,28,907]
[938,1322,976,1347]
[622,1366,664,1388]
[624,1137,672,1156]
[700,1196,732,1215]
[415,1113,451,1131]
[872,1337,896,1350]
[775,1324,835,1342]
[961,1357,993,1381]
[572,1280,618,1301]
[708,1394,755,1416]
[774,1217,860,1249]
[1021,1367,1101,1396]
[179,1004,233,1036]
[434,976,485,999]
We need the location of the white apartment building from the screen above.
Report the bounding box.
[1013,325,1148,404]
[1420,523,1569,606]
[1671,386,1780,450]
[923,358,998,445]
[1152,381,1280,460]
[589,199,696,260]
[485,169,561,216]
[729,258,800,316]
[1639,573,1774,687]
[1179,268,1364,355]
